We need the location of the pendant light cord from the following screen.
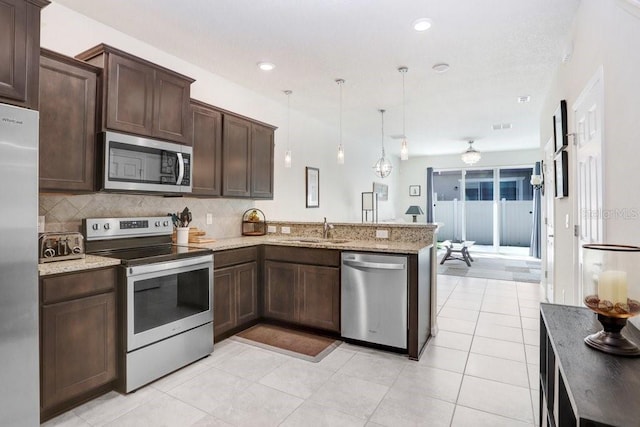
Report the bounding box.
[380,109,385,157]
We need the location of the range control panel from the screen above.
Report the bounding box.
[84,216,173,241]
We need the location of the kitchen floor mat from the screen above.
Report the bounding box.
[231,324,341,363]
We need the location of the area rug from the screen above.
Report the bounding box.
[438,251,541,283]
[231,324,342,363]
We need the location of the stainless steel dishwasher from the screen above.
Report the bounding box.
[341,252,408,349]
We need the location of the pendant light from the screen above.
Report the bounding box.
[398,66,409,161]
[336,79,345,165]
[461,140,481,165]
[284,90,292,168]
[373,109,392,178]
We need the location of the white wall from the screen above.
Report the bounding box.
[397,149,540,223]
[540,0,640,308]
[40,3,401,224]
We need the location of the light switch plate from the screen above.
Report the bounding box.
[38,216,45,233]
[281,226,291,234]
[267,225,277,233]
[206,213,213,225]
[376,229,389,239]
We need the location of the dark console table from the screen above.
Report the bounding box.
[540,303,640,426]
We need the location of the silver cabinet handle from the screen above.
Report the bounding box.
[343,259,405,270]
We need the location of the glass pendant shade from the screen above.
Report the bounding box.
[399,67,409,161]
[400,139,409,161]
[284,150,292,168]
[373,109,392,178]
[284,90,292,168]
[461,140,481,165]
[336,79,345,165]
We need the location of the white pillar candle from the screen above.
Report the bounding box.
[598,270,628,305]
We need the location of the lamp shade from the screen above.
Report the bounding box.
[405,206,424,215]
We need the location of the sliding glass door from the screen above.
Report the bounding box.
[433,166,534,253]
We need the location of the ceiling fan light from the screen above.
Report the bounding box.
[461,141,481,165]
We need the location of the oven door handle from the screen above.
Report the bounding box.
[175,152,185,185]
[127,254,213,277]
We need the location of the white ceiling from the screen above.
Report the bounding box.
[54,0,580,157]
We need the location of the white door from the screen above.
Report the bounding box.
[573,68,605,304]
[544,140,555,302]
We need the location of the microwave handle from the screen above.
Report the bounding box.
[175,152,184,185]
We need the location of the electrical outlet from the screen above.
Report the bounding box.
[281,226,291,234]
[376,229,389,239]
[267,225,277,233]
[38,216,45,233]
[206,213,213,225]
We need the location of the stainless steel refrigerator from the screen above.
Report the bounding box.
[0,103,39,426]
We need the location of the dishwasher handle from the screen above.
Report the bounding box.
[343,259,405,270]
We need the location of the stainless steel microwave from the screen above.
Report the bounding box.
[101,131,192,194]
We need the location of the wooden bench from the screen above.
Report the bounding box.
[440,240,475,267]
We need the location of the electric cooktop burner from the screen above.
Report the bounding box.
[83,216,213,266]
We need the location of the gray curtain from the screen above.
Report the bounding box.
[426,167,434,222]
[529,161,542,258]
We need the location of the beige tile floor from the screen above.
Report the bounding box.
[42,275,544,427]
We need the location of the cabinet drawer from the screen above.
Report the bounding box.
[215,246,258,268]
[264,245,340,267]
[41,267,116,304]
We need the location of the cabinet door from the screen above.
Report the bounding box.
[41,292,116,411]
[263,261,296,322]
[191,101,222,196]
[236,261,258,324]
[298,265,340,332]
[222,115,251,197]
[0,0,45,109]
[251,123,274,199]
[213,266,236,338]
[153,69,190,144]
[39,51,97,192]
[105,52,154,136]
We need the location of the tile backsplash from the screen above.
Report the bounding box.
[39,193,253,239]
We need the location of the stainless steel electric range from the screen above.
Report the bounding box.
[84,216,214,393]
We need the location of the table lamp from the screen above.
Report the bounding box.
[405,205,424,223]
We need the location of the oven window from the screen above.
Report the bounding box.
[133,267,210,334]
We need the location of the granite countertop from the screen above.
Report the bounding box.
[38,254,122,277]
[38,235,433,276]
[183,235,432,254]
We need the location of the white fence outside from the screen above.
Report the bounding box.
[434,199,533,246]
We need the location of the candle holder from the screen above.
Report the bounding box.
[582,244,640,356]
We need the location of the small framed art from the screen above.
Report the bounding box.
[409,185,421,196]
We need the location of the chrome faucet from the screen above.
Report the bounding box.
[323,217,334,239]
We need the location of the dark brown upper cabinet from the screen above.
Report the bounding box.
[76,44,194,144]
[39,49,99,192]
[0,0,49,109]
[190,100,222,196]
[222,114,275,199]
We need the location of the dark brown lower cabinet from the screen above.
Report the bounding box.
[213,248,259,340]
[40,267,117,422]
[263,246,340,333]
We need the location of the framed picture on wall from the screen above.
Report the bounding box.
[409,185,421,196]
[305,167,319,208]
[553,99,568,153]
[373,182,388,201]
[554,151,568,198]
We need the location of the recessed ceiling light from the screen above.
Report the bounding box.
[257,62,275,71]
[413,18,432,32]
[432,63,450,73]
[517,95,531,103]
